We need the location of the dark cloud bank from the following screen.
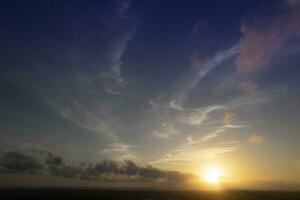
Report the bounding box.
[0,151,194,183]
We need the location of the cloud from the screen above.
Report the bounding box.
[122,160,139,175]
[45,153,64,166]
[106,87,123,95]
[236,1,300,75]
[222,112,236,126]
[151,122,179,140]
[0,152,42,174]
[227,88,277,109]
[13,0,143,145]
[197,129,225,143]
[170,45,240,111]
[248,134,265,144]
[151,140,240,168]
[286,0,300,8]
[103,0,139,92]
[106,25,136,87]
[138,165,166,179]
[194,120,247,144]
[118,0,133,19]
[56,99,119,141]
[0,150,194,183]
[99,142,136,160]
[93,160,119,174]
[180,105,226,125]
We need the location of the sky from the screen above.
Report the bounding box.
[0,0,300,190]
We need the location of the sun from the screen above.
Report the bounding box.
[202,166,222,184]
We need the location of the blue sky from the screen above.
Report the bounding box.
[0,0,300,189]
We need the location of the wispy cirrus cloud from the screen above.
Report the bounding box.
[99,142,136,160]
[151,122,179,140]
[187,120,246,145]
[102,0,139,94]
[118,0,133,19]
[189,129,225,144]
[105,87,123,95]
[54,99,119,141]
[151,139,240,169]
[227,88,278,109]
[145,10,287,168]
[222,112,236,126]
[179,105,226,125]
[35,0,142,146]
[169,45,240,111]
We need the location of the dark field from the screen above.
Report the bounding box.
[1,189,300,200]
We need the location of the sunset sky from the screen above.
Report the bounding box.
[0,0,300,190]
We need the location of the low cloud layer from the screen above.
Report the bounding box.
[0,151,194,183]
[0,152,42,174]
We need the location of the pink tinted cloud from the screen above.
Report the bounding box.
[286,0,300,8]
[236,2,300,75]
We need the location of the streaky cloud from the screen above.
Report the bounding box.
[99,142,136,160]
[170,44,240,111]
[151,122,179,140]
[179,105,226,125]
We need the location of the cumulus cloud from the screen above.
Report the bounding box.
[138,165,165,179]
[0,151,194,183]
[45,153,64,166]
[0,152,42,174]
[248,134,265,144]
[122,160,139,175]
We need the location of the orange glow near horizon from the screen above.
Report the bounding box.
[202,165,223,184]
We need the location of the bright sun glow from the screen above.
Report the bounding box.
[202,166,222,184]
